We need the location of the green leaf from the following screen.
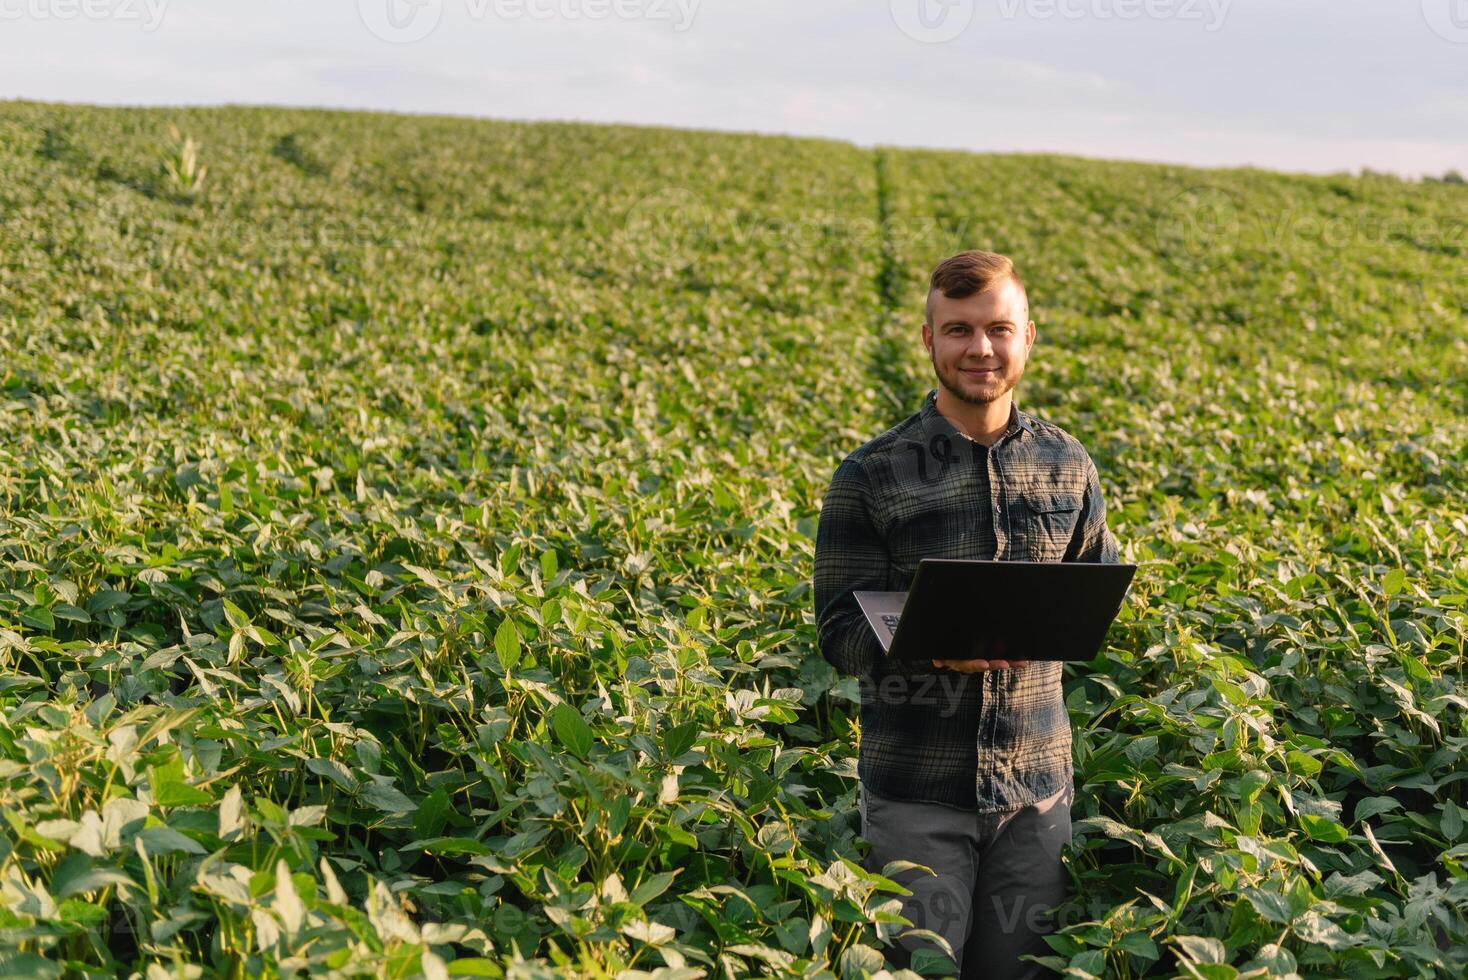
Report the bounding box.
[56,898,109,927]
[51,854,136,899]
[0,953,62,979]
[1381,568,1407,595]
[137,825,207,856]
[1241,887,1294,924]
[838,943,883,980]
[1244,943,1297,975]
[1284,749,1322,775]
[1067,949,1107,977]
[551,703,592,758]
[1322,869,1383,898]
[1442,800,1463,842]
[629,871,677,906]
[255,797,289,824]
[494,617,521,671]
[662,720,699,759]
[1173,934,1227,964]
[1292,910,1354,950]
[1353,796,1401,824]
[414,787,452,840]
[1118,932,1158,959]
[218,784,246,840]
[1235,769,1270,805]
[1185,966,1238,980]
[221,598,251,629]
[307,757,359,793]
[773,916,807,954]
[409,837,491,856]
[1298,813,1349,842]
[359,781,417,813]
[84,590,130,614]
[607,794,631,838]
[403,563,446,590]
[51,604,91,623]
[153,780,212,807]
[1124,735,1159,764]
[150,755,214,807]
[20,607,55,631]
[756,822,797,856]
[1285,876,1314,918]
[274,859,305,935]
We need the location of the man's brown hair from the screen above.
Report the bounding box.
[924,250,1027,325]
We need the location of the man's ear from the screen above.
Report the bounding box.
[921,321,932,355]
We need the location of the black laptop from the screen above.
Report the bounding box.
[855,558,1136,663]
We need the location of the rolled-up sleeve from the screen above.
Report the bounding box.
[1064,454,1120,564]
[813,456,893,678]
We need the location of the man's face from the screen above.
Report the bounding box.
[922,278,1035,406]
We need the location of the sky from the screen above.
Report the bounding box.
[2,0,1466,179]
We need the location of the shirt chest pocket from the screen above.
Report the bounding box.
[1013,489,1082,562]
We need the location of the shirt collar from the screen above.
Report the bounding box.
[919,387,1033,445]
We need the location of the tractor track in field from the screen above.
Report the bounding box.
[866,147,917,421]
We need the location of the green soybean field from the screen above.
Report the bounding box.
[0,100,1465,979]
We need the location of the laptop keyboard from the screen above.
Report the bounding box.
[881,613,901,633]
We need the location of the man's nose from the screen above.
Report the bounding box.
[966,331,994,359]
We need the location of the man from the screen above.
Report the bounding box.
[812,250,1120,979]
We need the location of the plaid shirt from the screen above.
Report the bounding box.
[813,387,1120,812]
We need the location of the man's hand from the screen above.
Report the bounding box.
[931,658,1030,673]
[931,636,1028,672]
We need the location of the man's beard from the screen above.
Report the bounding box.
[934,354,1019,406]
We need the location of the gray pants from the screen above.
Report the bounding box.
[858,781,1074,979]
